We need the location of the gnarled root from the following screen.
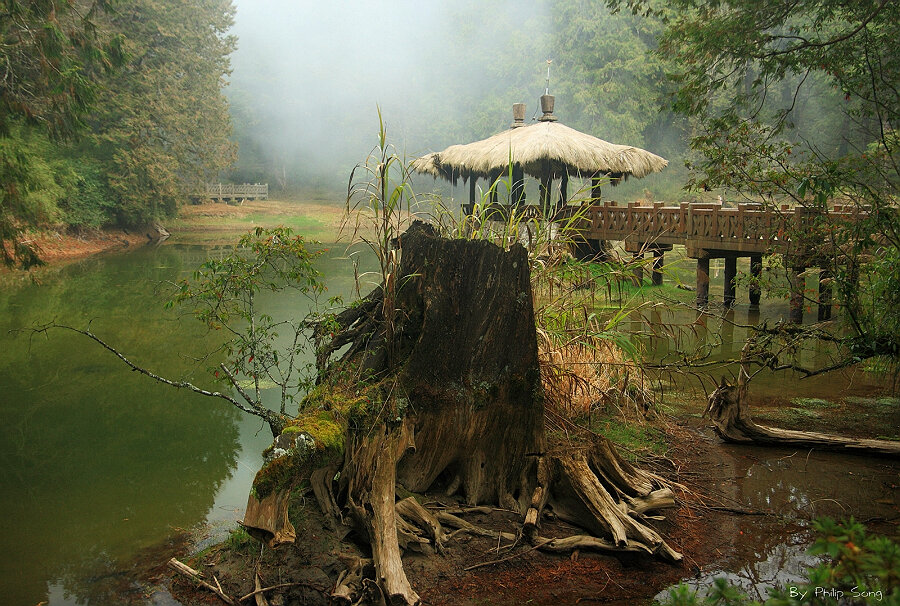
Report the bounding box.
[331,556,372,605]
[395,496,447,554]
[549,450,681,562]
[242,489,296,548]
[342,419,421,606]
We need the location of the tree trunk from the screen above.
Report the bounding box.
[706,376,900,457]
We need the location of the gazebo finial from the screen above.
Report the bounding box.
[539,94,557,122]
[511,103,526,128]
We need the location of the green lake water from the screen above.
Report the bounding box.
[1,240,896,605]
[0,241,373,606]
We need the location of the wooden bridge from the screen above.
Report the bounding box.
[479,200,866,322]
[191,183,268,202]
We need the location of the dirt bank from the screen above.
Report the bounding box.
[7,197,348,269]
[19,227,151,265]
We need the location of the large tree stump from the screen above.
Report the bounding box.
[248,222,681,605]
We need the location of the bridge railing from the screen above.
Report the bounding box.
[194,183,269,200]
[565,201,866,255]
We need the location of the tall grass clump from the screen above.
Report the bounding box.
[343,108,421,368]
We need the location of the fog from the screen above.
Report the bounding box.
[227,0,553,192]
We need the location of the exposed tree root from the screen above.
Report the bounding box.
[706,377,900,457]
[242,489,296,548]
[342,419,420,606]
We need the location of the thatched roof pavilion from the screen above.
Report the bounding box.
[411,96,668,212]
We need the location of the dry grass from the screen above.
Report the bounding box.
[538,334,653,423]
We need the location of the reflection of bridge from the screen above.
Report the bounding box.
[191,183,268,202]
[483,200,865,322]
[172,245,236,268]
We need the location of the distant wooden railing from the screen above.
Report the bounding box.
[191,183,268,201]
[557,201,867,256]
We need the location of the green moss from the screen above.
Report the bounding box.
[282,411,344,451]
[597,421,667,460]
[252,411,345,500]
[252,453,300,499]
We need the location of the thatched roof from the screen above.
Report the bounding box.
[411,120,668,183]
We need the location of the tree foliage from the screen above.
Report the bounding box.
[90,0,237,226]
[610,0,900,369]
[1,0,236,266]
[1,0,125,266]
[0,0,126,138]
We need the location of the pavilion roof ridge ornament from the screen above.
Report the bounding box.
[511,103,527,128]
[539,94,557,122]
[539,59,557,122]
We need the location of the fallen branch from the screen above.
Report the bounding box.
[706,378,900,457]
[167,558,236,605]
[32,323,285,436]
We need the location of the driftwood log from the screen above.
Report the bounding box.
[243,222,681,606]
[706,375,900,457]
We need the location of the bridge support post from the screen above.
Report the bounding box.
[632,252,644,286]
[749,254,762,309]
[696,257,710,309]
[540,160,552,218]
[652,251,664,286]
[789,267,805,324]
[818,269,833,321]
[724,257,737,307]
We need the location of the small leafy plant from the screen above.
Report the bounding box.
[171,226,326,435]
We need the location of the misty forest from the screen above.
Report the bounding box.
[2,1,899,605]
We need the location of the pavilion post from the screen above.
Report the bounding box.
[540,159,552,218]
[558,172,569,212]
[489,170,500,204]
[511,163,525,207]
[469,176,476,209]
[591,176,602,203]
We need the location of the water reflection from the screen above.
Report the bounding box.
[658,439,899,602]
[0,243,373,606]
